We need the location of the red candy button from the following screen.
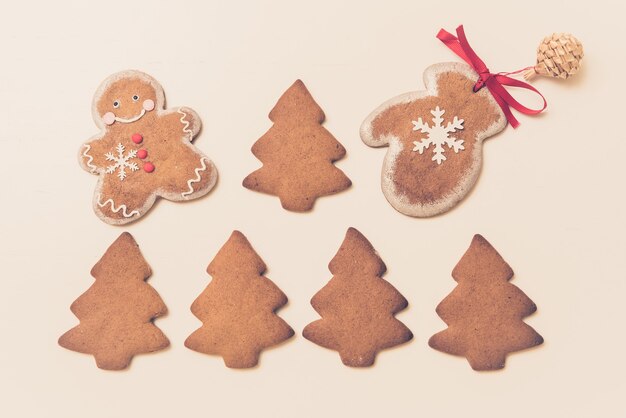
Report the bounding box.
[137,149,148,159]
[143,162,155,173]
[131,133,143,144]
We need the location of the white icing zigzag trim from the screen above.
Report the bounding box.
[82,144,97,172]
[182,157,208,198]
[178,108,193,141]
[97,194,140,218]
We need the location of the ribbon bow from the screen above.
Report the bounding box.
[437,25,546,128]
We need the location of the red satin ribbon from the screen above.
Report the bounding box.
[437,25,546,128]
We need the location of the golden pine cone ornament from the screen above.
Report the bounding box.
[524,33,584,80]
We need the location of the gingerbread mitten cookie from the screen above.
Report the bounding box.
[79,70,217,225]
[243,80,351,211]
[429,234,543,371]
[185,231,294,368]
[303,228,412,367]
[360,62,506,217]
[58,233,169,370]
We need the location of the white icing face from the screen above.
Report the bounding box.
[96,77,158,126]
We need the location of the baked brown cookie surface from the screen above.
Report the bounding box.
[243,80,351,211]
[429,234,543,370]
[303,228,412,367]
[361,62,506,217]
[58,232,169,370]
[185,231,294,368]
[79,70,217,225]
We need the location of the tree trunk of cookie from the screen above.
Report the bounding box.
[94,351,133,371]
[466,351,506,371]
[223,351,260,369]
[339,351,377,368]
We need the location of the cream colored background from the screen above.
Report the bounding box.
[1,0,624,417]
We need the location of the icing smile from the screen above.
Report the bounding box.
[115,109,146,123]
[102,98,155,126]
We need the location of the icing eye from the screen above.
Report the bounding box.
[132,95,139,102]
[113,100,120,109]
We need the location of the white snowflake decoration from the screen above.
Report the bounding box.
[105,143,139,181]
[412,106,465,165]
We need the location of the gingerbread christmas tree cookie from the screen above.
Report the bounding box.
[185,231,294,368]
[58,233,169,370]
[79,70,217,225]
[429,234,543,371]
[243,80,351,211]
[303,228,412,367]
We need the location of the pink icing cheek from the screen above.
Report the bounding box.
[143,99,155,111]
[102,112,116,125]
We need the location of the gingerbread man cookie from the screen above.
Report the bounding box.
[79,70,217,225]
[360,62,506,217]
